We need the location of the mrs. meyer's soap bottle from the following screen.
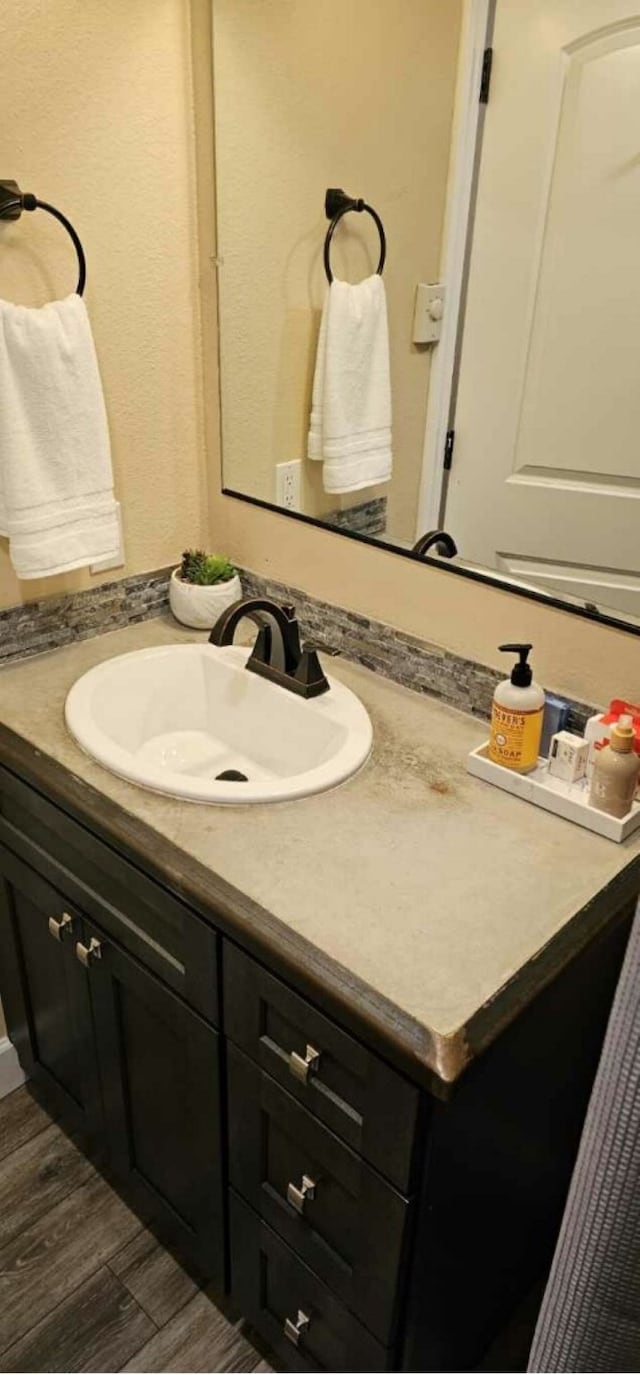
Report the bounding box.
[488,644,544,773]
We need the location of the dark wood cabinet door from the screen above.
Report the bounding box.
[84,921,225,1284]
[0,850,102,1138]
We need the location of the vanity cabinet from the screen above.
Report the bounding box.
[0,853,225,1279]
[0,764,226,1289]
[0,749,635,1373]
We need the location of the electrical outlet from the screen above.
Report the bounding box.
[275,460,301,511]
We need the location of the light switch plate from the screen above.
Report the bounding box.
[412,282,446,344]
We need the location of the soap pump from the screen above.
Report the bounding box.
[488,643,545,773]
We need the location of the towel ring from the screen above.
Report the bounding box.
[323,187,386,285]
[0,180,86,296]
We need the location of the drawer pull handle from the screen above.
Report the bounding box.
[75,938,102,968]
[284,1309,310,1348]
[48,912,75,943]
[287,1174,316,1215]
[289,1043,321,1084]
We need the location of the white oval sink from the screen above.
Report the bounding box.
[65,643,372,804]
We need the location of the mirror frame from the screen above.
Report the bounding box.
[222,485,640,638]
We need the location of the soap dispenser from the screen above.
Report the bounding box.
[489,643,545,773]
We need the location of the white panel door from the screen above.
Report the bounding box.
[445,1,640,617]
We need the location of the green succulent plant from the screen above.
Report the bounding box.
[179,549,237,586]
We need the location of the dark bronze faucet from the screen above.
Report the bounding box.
[412,529,458,559]
[209,597,333,699]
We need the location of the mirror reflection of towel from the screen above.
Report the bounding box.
[308,274,392,494]
[0,293,120,580]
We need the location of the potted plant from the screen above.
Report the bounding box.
[169,549,242,629]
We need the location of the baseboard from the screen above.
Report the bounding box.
[0,1037,26,1098]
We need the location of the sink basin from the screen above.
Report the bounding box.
[65,643,372,804]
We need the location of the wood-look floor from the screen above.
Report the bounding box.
[0,1086,271,1374]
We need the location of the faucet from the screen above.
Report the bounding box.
[412,529,458,559]
[209,597,333,698]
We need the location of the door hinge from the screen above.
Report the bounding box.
[443,430,455,471]
[480,47,493,104]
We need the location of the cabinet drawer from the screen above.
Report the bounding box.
[230,1192,392,1372]
[0,768,218,1023]
[228,1044,411,1344]
[224,944,419,1192]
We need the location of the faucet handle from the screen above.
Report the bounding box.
[294,642,337,698]
[302,640,340,658]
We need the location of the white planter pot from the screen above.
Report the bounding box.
[169,568,242,630]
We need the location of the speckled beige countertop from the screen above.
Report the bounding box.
[1,614,639,1083]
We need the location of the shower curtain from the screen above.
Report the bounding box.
[528,904,640,1372]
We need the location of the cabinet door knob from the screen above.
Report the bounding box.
[75,937,102,968]
[284,1308,310,1348]
[48,912,75,943]
[288,1043,321,1084]
[286,1174,316,1215]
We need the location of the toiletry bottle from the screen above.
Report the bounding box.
[489,644,544,773]
[540,694,571,757]
[588,717,640,819]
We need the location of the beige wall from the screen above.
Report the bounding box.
[0,0,209,612]
[1,0,638,709]
[213,0,462,541]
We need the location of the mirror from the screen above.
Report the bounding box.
[212,0,640,631]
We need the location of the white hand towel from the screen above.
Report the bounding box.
[0,293,121,580]
[308,274,392,494]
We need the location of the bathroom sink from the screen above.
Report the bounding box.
[65,643,372,804]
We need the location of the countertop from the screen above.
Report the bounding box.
[1,615,639,1085]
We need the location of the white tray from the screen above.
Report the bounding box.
[467,742,640,843]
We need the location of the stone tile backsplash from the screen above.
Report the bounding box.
[324,496,387,537]
[0,562,596,729]
[0,567,173,666]
[239,569,596,731]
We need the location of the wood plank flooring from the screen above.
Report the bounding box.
[0,1087,270,1373]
